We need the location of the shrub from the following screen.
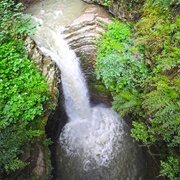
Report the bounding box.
[95,1,180,178]
[96,20,149,93]
[0,0,50,176]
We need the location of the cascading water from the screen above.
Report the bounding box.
[26,0,148,179]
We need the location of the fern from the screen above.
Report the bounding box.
[153,103,180,146]
[142,77,178,114]
[131,121,157,144]
[112,90,143,117]
[160,154,180,180]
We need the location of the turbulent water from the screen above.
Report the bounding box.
[58,105,147,180]
[26,0,148,179]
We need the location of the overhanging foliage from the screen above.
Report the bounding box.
[95,1,180,179]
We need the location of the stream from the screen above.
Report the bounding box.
[26,0,150,179]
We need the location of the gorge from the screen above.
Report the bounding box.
[25,0,151,179]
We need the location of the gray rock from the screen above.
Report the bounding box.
[25,37,60,106]
[62,5,112,104]
[62,4,112,69]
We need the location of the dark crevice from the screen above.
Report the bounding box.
[45,86,68,180]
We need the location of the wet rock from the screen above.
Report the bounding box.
[25,37,60,105]
[62,5,112,63]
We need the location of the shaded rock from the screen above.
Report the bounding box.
[18,0,40,8]
[32,146,45,179]
[10,142,51,180]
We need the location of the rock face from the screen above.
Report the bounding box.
[25,5,112,106]
[14,37,60,179]
[25,5,112,104]
[62,5,112,64]
[82,0,143,21]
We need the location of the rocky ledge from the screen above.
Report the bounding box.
[82,0,142,21]
[25,37,60,106]
[62,4,112,66]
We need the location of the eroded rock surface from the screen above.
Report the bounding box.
[82,0,142,21]
[62,5,112,104]
[25,37,60,106]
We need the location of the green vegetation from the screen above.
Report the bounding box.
[100,0,111,6]
[96,20,149,93]
[95,0,180,179]
[0,0,50,177]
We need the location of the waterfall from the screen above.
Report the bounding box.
[40,31,92,121]
[37,28,125,171]
[26,1,148,179]
[38,29,147,179]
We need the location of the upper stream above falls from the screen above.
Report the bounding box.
[26,0,151,179]
[26,0,87,47]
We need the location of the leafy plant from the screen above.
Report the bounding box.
[112,89,143,117]
[141,76,180,147]
[160,155,180,180]
[0,41,50,176]
[95,1,180,179]
[100,0,111,6]
[0,41,49,128]
[0,0,50,177]
[131,121,157,144]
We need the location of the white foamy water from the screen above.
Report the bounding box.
[35,27,122,170]
[60,105,125,170]
[27,1,148,179]
[39,31,92,121]
[26,0,86,28]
